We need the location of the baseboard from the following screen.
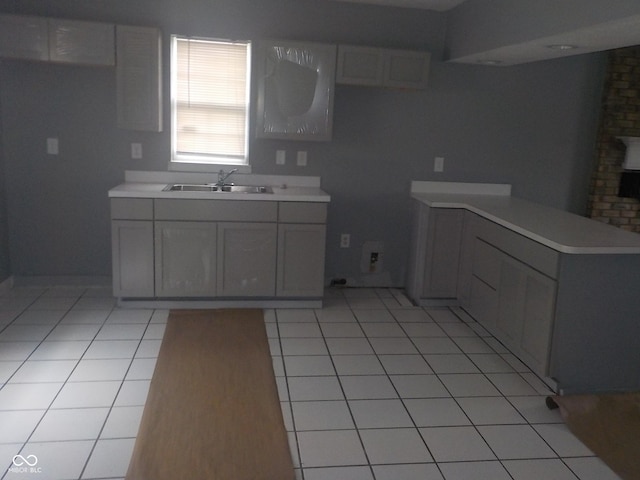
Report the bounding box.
[117,298,323,309]
[11,275,111,287]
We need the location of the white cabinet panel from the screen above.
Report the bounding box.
[217,222,277,297]
[155,222,217,297]
[0,14,48,61]
[337,45,430,89]
[48,18,115,66]
[277,224,326,297]
[111,220,154,297]
[116,25,162,132]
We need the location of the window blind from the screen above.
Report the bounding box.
[172,36,250,164]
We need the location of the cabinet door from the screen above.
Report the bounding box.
[521,270,556,372]
[155,221,216,297]
[277,224,326,297]
[48,19,115,65]
[116,25,162,132]
[422,209,464,298]
[111,220,154,297]
[336,45,384,86]
[496,257,527,344]
[217,223,277,297]
[0,14,48,61]
[382,49,430,89]
[496,254,556,376]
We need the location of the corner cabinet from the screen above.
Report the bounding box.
[256,40,336,141]
[110,199,154,297]
[406,201,464,304]
[0,14,49,61]
[336,45,430,90]
[48,19,115,66]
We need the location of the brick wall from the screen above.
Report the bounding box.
[588,46,640,232]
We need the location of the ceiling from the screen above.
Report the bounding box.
[330,0,640,65]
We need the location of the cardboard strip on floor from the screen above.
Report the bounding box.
[125,309,295,480]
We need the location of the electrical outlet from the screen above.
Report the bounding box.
[46,138,58,155]
[340,234,350,248]
[297,151,308,166]
[276,150,286,165]
[434,156,444,172]
[131,143,143,159]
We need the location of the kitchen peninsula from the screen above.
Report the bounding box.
[108,170,330,308]
[407,181,640,395]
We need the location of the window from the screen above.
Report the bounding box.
[171,36,251,166]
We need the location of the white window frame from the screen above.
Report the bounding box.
[170,35,251,171]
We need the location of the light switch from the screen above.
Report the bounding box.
[276,150,286,165]
[47,138,59,155]
[297,151,307,167]
[434,156,444,172]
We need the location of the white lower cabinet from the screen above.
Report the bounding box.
[111,198,327,300]
[154,221,217,297]
[111,220,154,297]
[277,224,326,297]
[495,255,557,375]
[217,222,277,297]
[464,215,558,376]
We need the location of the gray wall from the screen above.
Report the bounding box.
[0,89,9,283]
[0,0,606,286]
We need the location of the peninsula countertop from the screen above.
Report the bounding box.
[411,181,640,254]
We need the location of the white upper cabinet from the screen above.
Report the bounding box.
[116,25,162,132]
[0,14,115,65]
[0,14,49,61]
[48,18,115,66]
[337,45,430,90]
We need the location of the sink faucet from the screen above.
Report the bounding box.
[216,168,237,186]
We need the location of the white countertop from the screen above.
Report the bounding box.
[108,171,331,202]
[411,181,640,254]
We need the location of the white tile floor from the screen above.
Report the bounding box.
[0,286,623,480]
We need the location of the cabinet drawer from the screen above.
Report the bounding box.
[278,202,327,223]
[472,238,501,288]
[154,199,278,222]
[111,198,153,220]
[474,216,559,279]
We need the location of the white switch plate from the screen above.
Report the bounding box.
[434,156,444,172]
[276,150,286,165]
[297,151,308,166]
[131,143,143,159]
[340,233,350,248]
[46,138,58,155]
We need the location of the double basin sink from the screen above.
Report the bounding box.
[164,184,273,194]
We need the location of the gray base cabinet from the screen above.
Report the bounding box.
[277,224,326,297]
[110,198,327,300]
[414,206,640,393]
[461,212,558,377]
[406,202,464,304]
[111,221,154,297]
[154,221,217,297]
[217,222,277,297]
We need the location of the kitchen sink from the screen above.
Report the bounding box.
[164,184,272,194]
